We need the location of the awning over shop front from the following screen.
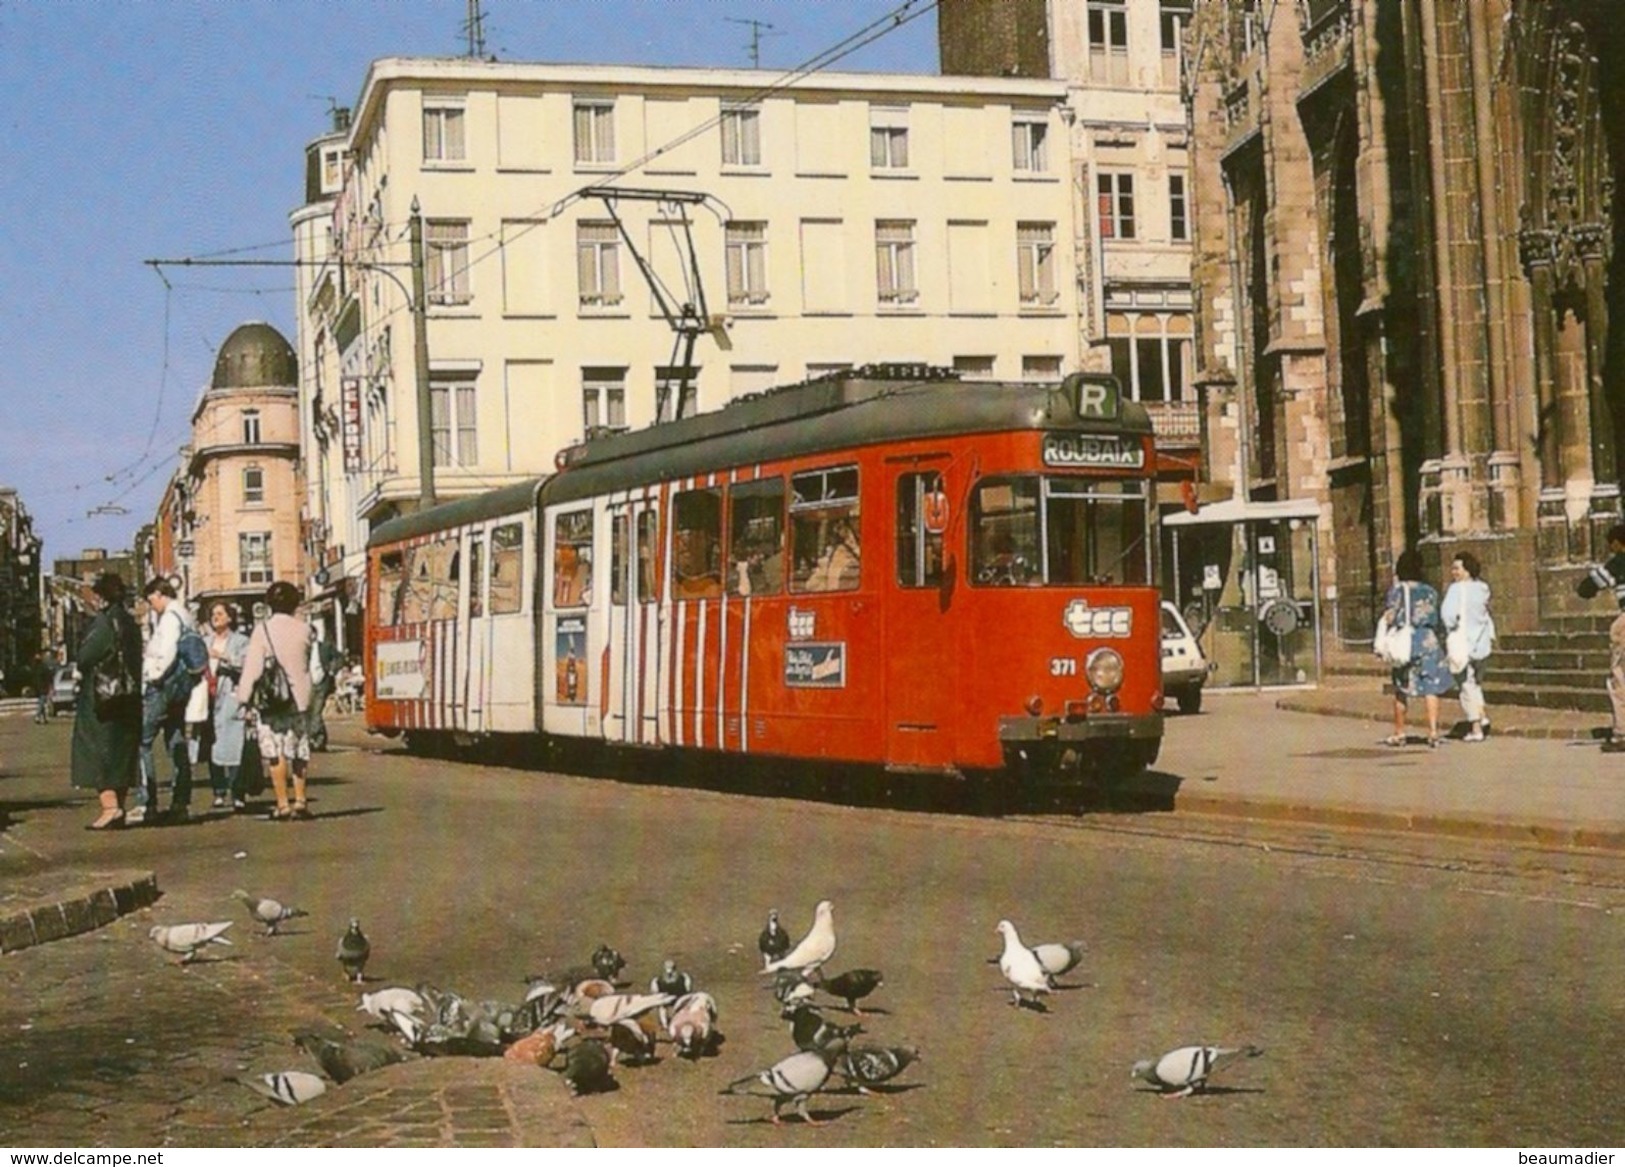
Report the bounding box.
[1163,496,1323,527]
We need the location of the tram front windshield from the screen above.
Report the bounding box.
[971,476,1152,587]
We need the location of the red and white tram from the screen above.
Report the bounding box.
[364,366,1164,783]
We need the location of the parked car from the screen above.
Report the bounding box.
[50,666,80,716]
[1160,602,1210,715]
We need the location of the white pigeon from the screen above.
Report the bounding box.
[232,889,309,936]
[1032,939,1087,979]
[760,900,836,977]
[584,991,672,1029]
[230,1070,328,1106]
[150,921,234,964]
[358,987,426,1023]
[720,1048,833,1126]
[995,919,1053,1009]
[667,991,718,1058]
[380,1006,425,1047]
[1131,1044,1264,1098]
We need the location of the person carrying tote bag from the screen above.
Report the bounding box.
[1441,550,1495,743]
[1382,549,1453,748]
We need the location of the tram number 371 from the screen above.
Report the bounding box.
[1049,657,1078,677]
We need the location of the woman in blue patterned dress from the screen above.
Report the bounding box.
[1383,548,1453,748]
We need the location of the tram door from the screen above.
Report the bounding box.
[886,466,957,769]
[602,499,661,746]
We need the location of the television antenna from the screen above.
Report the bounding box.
[724,17,782,68]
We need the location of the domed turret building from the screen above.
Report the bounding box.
[151,322,305,617]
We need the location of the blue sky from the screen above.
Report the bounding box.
[0,0,938,564]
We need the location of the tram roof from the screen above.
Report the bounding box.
[368,477,545,549]
[543,369,1152,505]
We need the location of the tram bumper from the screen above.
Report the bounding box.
[997,711,1163,777]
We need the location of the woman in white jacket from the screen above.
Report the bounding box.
[1441,550,1495,742]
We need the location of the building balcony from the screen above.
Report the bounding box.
[1300,0,1354,97]
[1144,400,1202,448]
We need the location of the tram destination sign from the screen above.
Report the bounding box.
[1041,432,1146,470]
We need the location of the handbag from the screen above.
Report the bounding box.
[1445,625,1472,674]
[1373,583,1414,667]
[248,624,298,719]
[92,616,139,719]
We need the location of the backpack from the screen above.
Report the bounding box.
[92,615,140,720]
[161,621,210,710]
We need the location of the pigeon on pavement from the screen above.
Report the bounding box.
[150,922,233,964]
[358,988,426,1024]
[761,900,835,977]
[758,909,791,968]
[720,1049,834,1126]
[838,1044,921,1094]
[1032,939,1087,979]
[784,1002,863,1054]
[229,1071,328,1106]
[1131,1044,1264,1098]
[231,889,309,936]
[767,969,817,1007]
[559,1037,615,1095]
[650,959,694,998]
[995,920,1053,1010]
[583,991,672,1029]
[337,919,370,983]
[292,1031,408,1084]
[591,944,627,984]
[818,968,884,1015]
[667,991,718,1059]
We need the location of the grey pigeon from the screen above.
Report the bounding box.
[760,900,835,977]
[784,1002,862,1054]
[721,1048,834,1125]
[591,944,627,983]
[818,968,884,1015]
[229,1071,327,1106]
[838,1044,921,1094]
[292,1031,408,1084]
[758,909,791,967]
[650,959,694,998]
[1131,1044,1264,1098]
[768,969,817,1007]
[1032,939,1087,979]
[559,1037,615,1095]
[150,921,234,964]
[232,889,309,936]
[336,919,370,983]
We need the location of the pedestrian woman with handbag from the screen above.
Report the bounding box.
[71,573,143,830]
[203,601,251,810]
[234,580,318,821]
[1383,549,1453,748]
[1441,550,1495,743]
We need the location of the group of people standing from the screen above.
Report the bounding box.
[1381,548,1497,748]
[70,575,338,830]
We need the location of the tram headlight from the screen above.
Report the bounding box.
[1085,647,1125,695]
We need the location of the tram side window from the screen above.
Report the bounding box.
[1047,479,1150,585]
[611,514,628,606]
[971,478,1042,586]
[896,472,946,588]
[378,551,406,625]
[672,488,723,600]
[399,545,433,622]
[790,465,861,594]
[427,538,460,620]
[637,511,658,603]
[468,535,485,618]
[552,510,593,608]
[490,523,524,615]
[728,477,785,596]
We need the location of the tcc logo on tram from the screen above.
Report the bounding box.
[1063,599,1132,638]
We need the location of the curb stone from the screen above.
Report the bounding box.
[0,871,159,954]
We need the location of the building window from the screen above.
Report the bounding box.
[1108,315,1192,403]
[242,409,261,445]
[239,532,273,586]
[430,379,478,467]
[426,220,471,305]
[1098,172,1136,240]
[582,367,628,433]
[422,102,466,163]
[1088,0,1130,84]
[725,221,769,306]
[1012,117,1048,173]
[869,107,909,169]
[242,466,264,505]
[1016,222,1058,306]
[573,99,616,164]
[953,355,996,380]
[321,146,345,192]
[1169,174,1189,242]
[721,105,762,166]
[1161,0,1193,86]
[1023,355,1063,383]
[875,220,917,305]
[577,222,623,308]
[656,365,699,422]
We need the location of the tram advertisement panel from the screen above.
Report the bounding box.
[375,639,428,701]
[556,615,587,705]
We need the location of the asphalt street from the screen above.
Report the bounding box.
[0,705,1621,1147]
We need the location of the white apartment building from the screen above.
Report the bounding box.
[291,57,1079,626]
